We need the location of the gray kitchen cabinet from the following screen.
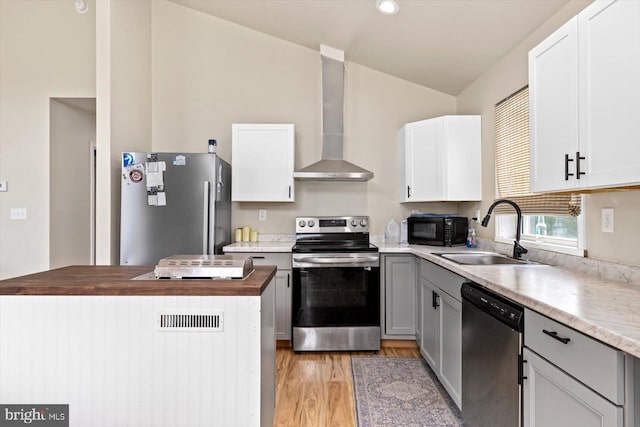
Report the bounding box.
[529,0,640,192]
[420,259,463,409]
[383,255,416,336]
[523,308,629,426]
[232,123,295,202]
[227,252,292,341]
[415,270,422,347]
[523,348,623,427]
[400,115,481,202]
[420,276,438,369]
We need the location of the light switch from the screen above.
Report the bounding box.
[601,208,614,233]
[0,181,7,192]
[10,208,27,220]
[259,209,267,221]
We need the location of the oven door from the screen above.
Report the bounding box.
[291,253,380,351]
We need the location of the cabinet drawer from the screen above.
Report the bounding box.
[420,259,463,301]
[525,309,624,404]
[233,252,292,270]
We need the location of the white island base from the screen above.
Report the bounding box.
[0,284,275,427]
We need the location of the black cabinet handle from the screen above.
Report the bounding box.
[543,329,571,344]
[288,185,292,198]
[407,185,411,199]
[564,154,574,180]
[576,151,586,179]
[518,355,527,384]
[287,273,290,288]
[432,290,439,309]
[251,256,265,259]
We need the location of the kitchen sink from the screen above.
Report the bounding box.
[435,252,540,265]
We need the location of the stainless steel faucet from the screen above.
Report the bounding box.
[481,199,528,260]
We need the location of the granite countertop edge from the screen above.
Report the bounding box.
[225,241,640,358]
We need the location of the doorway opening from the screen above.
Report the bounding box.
[49,98,96,268]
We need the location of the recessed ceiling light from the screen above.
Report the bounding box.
[375,0,399,15]
[75,0,89,14]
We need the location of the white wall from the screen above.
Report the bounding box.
[96,0,152,265]
[457,0,640,266]
[0,0,96,279]
[151,1,459,237]
[50,99,96,268]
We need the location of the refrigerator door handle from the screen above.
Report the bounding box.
[216,163,223,202]
[203,181,211,254]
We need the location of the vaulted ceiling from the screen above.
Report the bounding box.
[168,0,570,95]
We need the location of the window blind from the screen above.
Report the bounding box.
[494,86,581,216]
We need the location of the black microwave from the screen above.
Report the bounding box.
[407,215,468,246]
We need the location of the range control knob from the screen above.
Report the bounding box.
[351,219,358,227]
[308,220,315,227]
[360,219,368,227]
[298,220,307,228]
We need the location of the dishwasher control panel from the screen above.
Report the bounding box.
[461,282,523,331]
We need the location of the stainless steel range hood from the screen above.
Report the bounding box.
[294,46,374,182]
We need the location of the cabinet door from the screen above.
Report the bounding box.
[384,256,416,336]
[420,277,439,370]
[578,0,640,189]
[442,116,482,201]
[523,348,623,427]
[438,291,462,409]
[529,16,579,193]
[232,124,294,202]
[402,119,443,202]
[415,270,422,345]
[274,270,291,341]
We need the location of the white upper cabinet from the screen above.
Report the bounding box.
[529,17,580,193]
[578,0,640,189]
[232,124,295,202]
[529,0,640,192]
[400,115,481,202]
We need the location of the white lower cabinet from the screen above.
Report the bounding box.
[523,348,623,427]
[419,259,463,409]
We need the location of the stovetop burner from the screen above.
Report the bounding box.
[293,216,378,254]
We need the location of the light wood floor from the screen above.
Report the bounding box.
[273,342,421,427]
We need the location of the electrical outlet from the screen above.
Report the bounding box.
[10,208,27,220]
[259,209,267,221]
[602,208,614,233]
[0,181,7,192]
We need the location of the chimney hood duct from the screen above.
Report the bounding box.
[294,46,374,182]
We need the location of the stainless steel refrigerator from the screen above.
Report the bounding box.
[120,152,231,266]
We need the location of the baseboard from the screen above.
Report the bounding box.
[277,339,417,349]
[381,339,418,349]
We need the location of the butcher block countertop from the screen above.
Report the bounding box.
[0,265,277,296]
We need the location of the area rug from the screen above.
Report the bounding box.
[351,357,463,427]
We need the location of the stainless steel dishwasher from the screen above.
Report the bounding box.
[461,282,524,427]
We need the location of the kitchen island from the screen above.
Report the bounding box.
[0,265,276,427]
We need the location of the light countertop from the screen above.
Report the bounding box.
[381,243,640,359]
[225,240,640,358]
[223,241,294,253]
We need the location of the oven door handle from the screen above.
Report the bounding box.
[295,256,379,264]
